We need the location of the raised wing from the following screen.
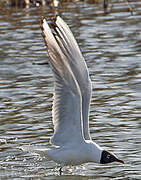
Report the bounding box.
[41,18,84,146]
[54,16,92,140]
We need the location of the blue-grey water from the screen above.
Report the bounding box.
[0,1,141,179]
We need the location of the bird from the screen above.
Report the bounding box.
[21,16,124,174]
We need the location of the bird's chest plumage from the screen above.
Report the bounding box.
[49,144,91,166]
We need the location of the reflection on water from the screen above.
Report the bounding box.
[0,1,141,179]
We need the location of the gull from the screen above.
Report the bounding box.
[21,16,124,174]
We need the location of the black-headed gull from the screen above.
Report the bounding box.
[21,16,124,173]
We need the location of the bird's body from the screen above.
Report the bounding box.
[40,140,102,166]
[21,16,124,173]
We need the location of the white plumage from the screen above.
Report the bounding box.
[21,16,124,173]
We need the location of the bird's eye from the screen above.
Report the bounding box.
[107,154,110,159]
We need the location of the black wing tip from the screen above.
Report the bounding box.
[40,15,61,28]
[40,16,45,24]
[40,15,61,49]
[40,16,45,32]
[54,15,59,23]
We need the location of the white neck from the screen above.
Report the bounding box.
[85,140,103,163]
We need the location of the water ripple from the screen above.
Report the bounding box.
[0,1,141,179]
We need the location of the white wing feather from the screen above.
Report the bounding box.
[54,16,92,140]
[41,18,84,146]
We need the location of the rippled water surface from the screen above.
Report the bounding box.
[0,1,141,179]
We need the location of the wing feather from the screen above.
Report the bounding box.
[54,16,92,140]
[41,18,84,146]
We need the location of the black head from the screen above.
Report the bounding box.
[100,150,124,164]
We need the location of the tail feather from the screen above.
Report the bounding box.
[19,145,49,157]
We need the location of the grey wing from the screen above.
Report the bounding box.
[54,16,92,140]
[41,18,84,146]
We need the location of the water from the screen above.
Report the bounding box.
[0,1,141,179]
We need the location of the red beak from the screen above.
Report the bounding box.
[117,159,124,164]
